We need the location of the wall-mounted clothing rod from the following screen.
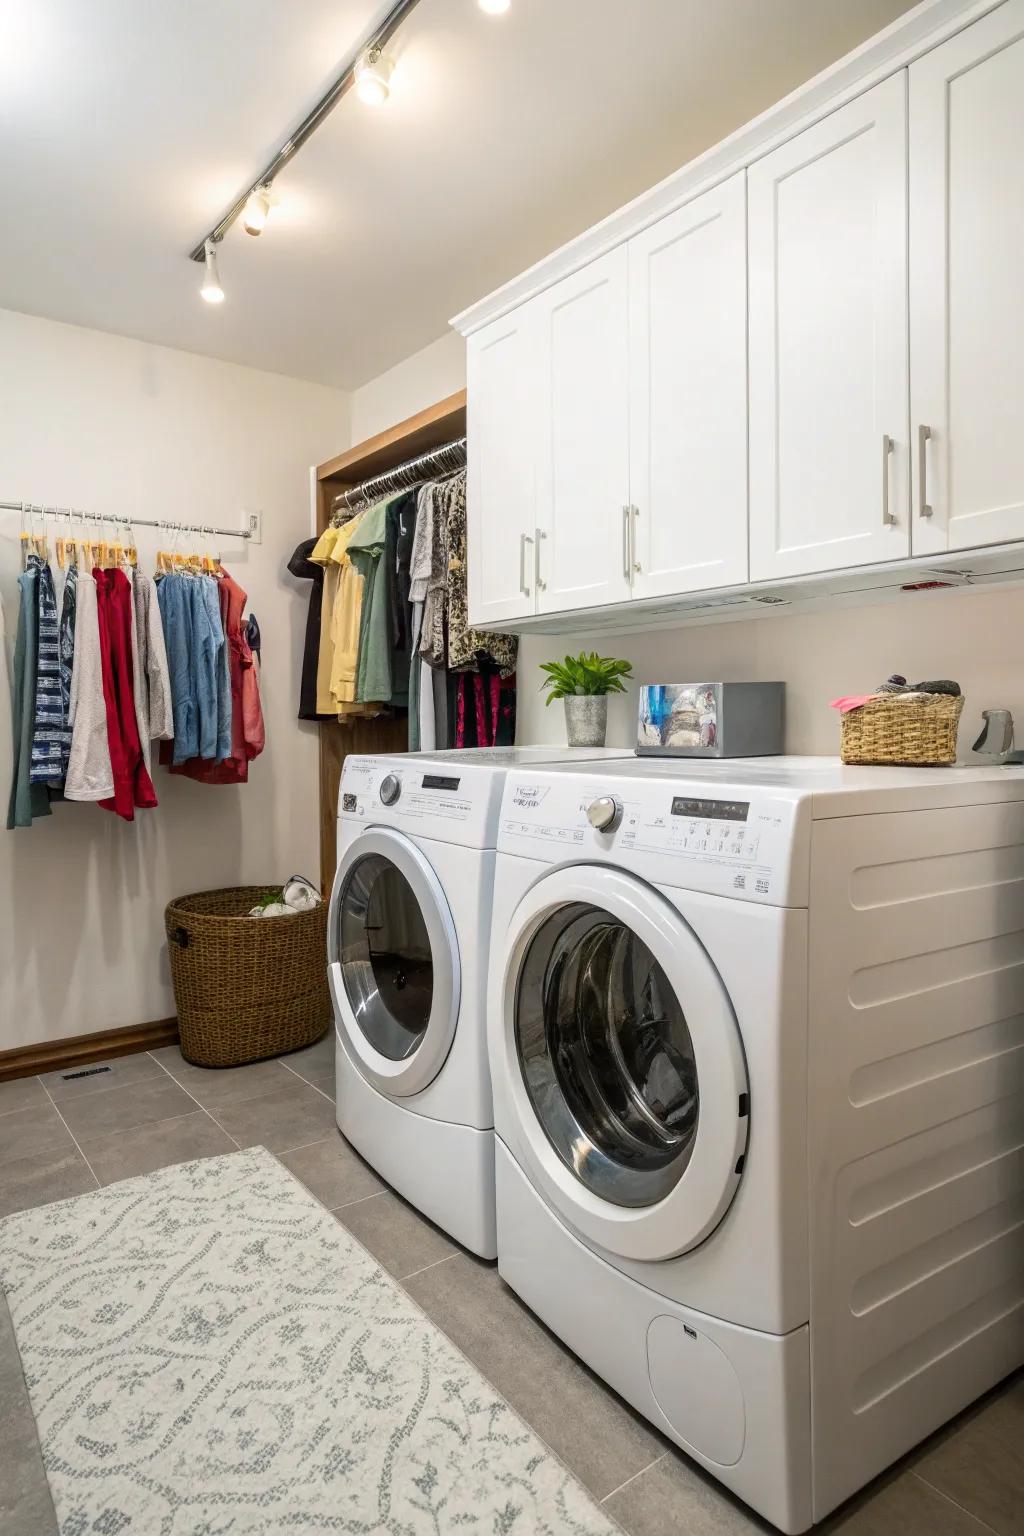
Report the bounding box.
[0,502,254,540]
[331,436,467,516]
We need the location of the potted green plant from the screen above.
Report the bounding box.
[539,651,633,747]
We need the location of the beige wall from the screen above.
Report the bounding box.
[352,329,1022,758]
[514,589,1024,754]
[0,308,348,1050]
[350,332,466,444]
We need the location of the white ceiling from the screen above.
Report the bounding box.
[0,0,917,390]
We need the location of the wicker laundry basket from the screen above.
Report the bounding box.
[165,886,331,1067]
[839,694,965,766]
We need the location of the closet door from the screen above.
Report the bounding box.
[628,171,748,599]
[466,308,539,627]
[748,74,910,580]
[533,250,631,614]
[910,0,1024,555]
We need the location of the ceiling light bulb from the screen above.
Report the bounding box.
[355,49,393,106]
[200,239,224,304]
[242,186,271,236]
[478,0,511,12]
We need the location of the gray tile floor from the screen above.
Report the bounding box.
[0,1036,1020,1536]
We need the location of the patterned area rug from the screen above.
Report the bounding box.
[0,1147,620,1535]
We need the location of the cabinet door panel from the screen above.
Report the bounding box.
[466,311,537,626]
[748,74,910,580]
[628,172,748,598]
[910,0,1024,554]
[534,250,631,614]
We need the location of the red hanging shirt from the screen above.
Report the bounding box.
[94,568,157,821]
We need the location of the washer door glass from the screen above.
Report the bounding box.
[339,853,434,1061]
[515,902,699,1208]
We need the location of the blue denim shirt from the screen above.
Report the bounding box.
[157,574,198,763]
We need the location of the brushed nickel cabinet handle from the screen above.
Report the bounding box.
[918,425,933,518]
[881,435,895,526]
[535,527,547,592]
[631,505,641,572]
[622,506,631,579]
[519,531,532,596]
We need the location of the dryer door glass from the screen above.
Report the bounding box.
[515,902,698,1208]
[338,854,433,1061]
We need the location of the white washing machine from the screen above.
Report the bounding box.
[327,746,632,1259]
[488,755,1024,1532]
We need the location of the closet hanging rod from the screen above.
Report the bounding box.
[331,435,467,509]
[0,502,254,539]
[189,0,423,260]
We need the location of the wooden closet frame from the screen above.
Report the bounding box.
[313,388,467,895]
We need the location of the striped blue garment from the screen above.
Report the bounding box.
[29,558,66,785]
[56,563,78,781]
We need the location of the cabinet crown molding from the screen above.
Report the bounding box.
[450,0,999,338]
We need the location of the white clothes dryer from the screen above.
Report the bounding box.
[488,756,1024,1532]
[328,746,631,1259]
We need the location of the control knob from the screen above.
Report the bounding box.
[586,795,622,832]
[379,773,401,806]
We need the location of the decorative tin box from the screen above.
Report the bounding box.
[637,682,784,758]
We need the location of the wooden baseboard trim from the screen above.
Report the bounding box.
[0,1019,180,1083]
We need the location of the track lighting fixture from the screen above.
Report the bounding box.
[355,47,393,106]
[200,239,224,304]
[242,186,271,236]
[478,0,511,13]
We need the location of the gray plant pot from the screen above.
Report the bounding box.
[564,694,608,748]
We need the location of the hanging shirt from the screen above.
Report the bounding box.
[415,483,447,670]
[29,560,64,786]
[169,571,264,785]
[348,498,396,704]
[286,537,329,720]
[442,471,518,677]
[7,560,53,828]
[328,512,379,718]
[157,573,199,763]
[455,668,517,748]
[65,566,115,804]
[195,575,230,762]
[94,567,158,821]
[56,564,78,783]
[130,568,173,777]
[309,525,341,715]
[385,490,417,711]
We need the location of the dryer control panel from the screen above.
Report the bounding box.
[339,755,507,849]
[499,772,811,906]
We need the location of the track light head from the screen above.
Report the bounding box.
[355,47,393,106]
[242,185,272,236]
[200,239,224,304]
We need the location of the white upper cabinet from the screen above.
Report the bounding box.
[909,0,1024,555]
[458,2,1024,629]
[466,308,538,627]
[533,250,632,614]
[628,171,749,598]
[747,74,910,580]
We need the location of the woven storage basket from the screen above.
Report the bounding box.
[165,886,331,1067]
[839,694,965,766]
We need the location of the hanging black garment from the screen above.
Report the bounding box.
[384,491,418,711]
[287,538,330,721]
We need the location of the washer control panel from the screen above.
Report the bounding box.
[499,773,808,905]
